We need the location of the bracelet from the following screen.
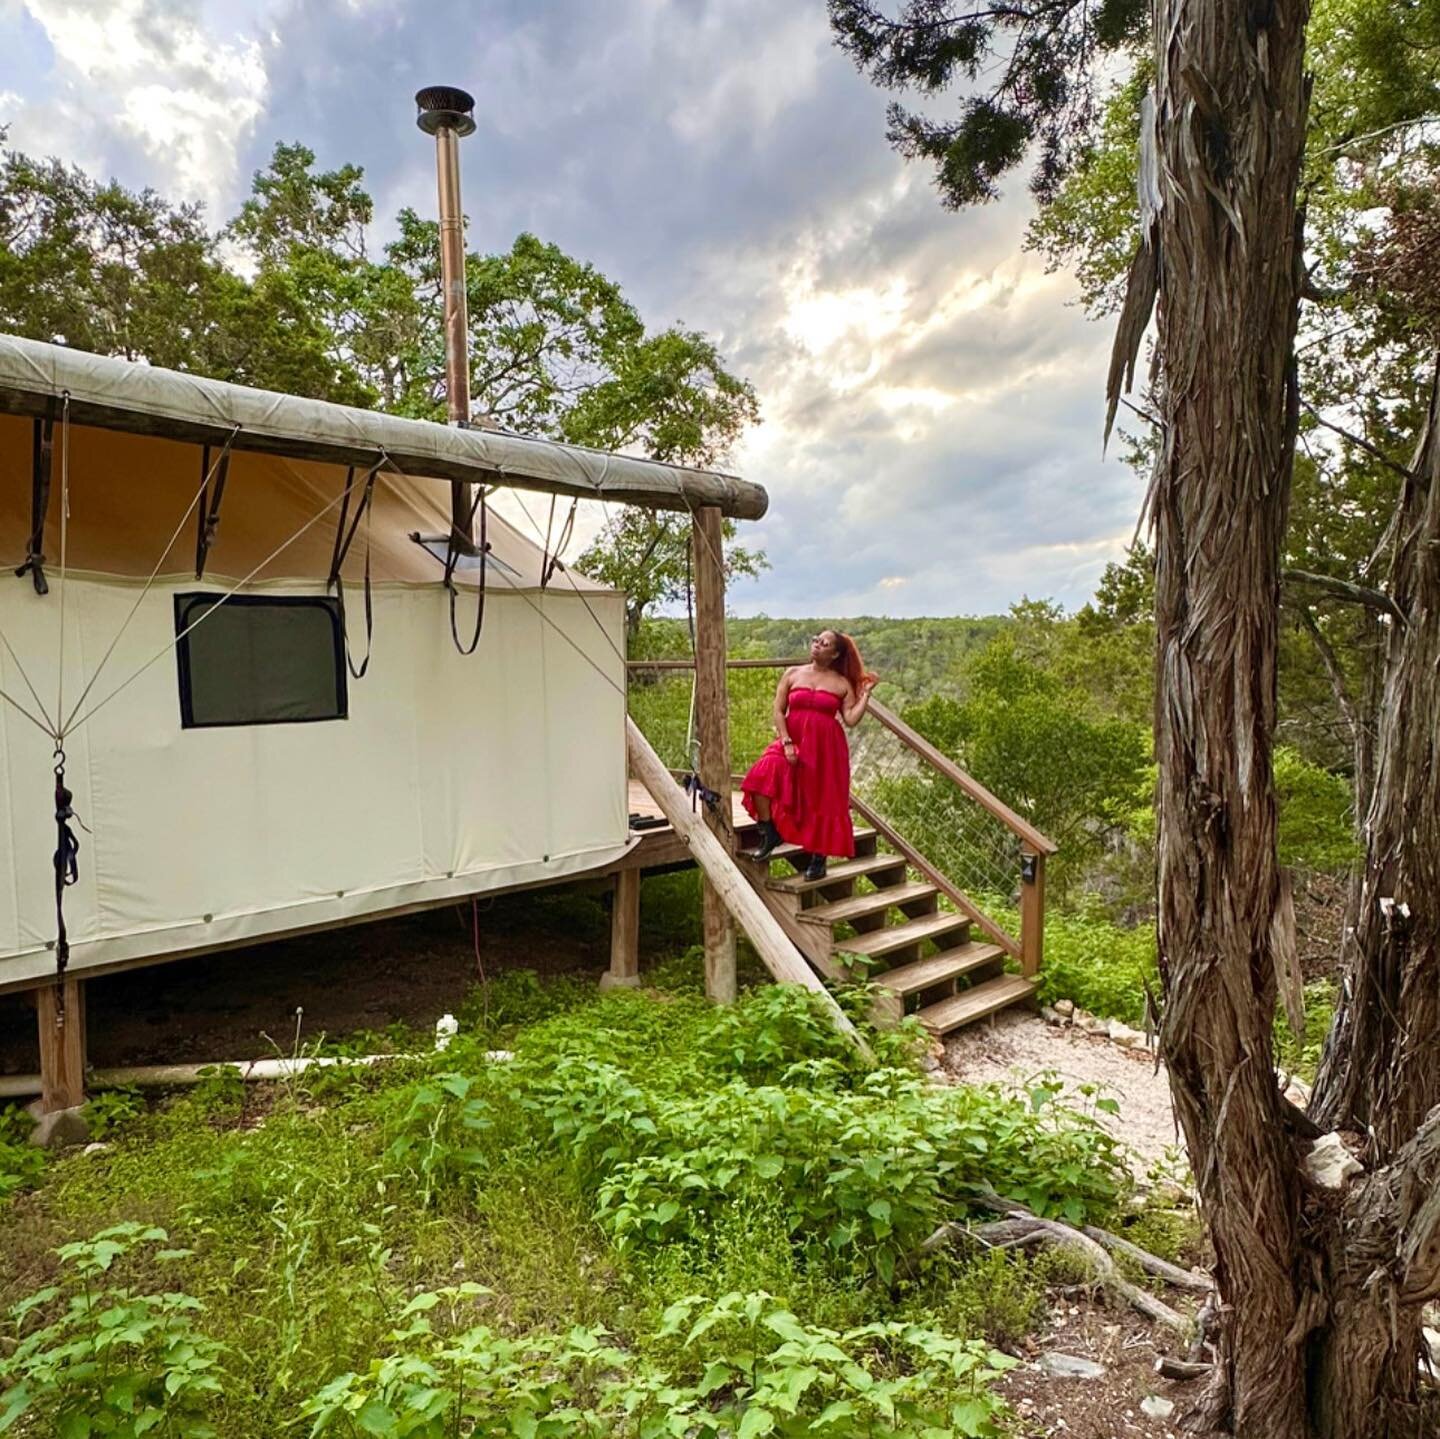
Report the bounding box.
[782,738,796,749]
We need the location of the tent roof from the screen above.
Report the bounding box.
[0,412,609,591]
[0,333,768,521]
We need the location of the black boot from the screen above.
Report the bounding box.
[753,820,781,859]
[804,854,827,882]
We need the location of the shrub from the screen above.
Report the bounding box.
[0,1223,227,1437]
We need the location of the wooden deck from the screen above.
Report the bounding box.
[618,779,758,871]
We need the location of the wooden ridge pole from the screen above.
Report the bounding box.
[692,506,736,1003]
[626,718,872,1059]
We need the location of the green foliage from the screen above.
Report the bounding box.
[83,1086,147,1141]
[1030,903,1158,1026]
[1273,748,1360,871]
[2,972,1136,1435]
[830,0,1146,206]
[301,1287,1013,1438]
[0,1223,226,1437]
[1274,980,1339,1080]
[0,1105,45,1206]
[902,626,1151,888]
[920,1249,1047,1348]
[190,1067,246,1117]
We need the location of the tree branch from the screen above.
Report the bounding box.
[1283,570,1405,624]
[1302,403,1418,486]
[1294,604,1360,746]
[922,1207,1195,1334]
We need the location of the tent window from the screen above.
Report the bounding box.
[174,594,348,728]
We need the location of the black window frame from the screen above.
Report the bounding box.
[174,592,349,730]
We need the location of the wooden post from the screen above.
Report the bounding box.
[1020,850,1046,980]
[36,979,86,1113]
[601,868,642,990]
[692,505,737,1004]
[627,718,872,1058]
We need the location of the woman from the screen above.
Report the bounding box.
[742,631,878,881]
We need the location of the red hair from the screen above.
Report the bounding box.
[826,632,877,692]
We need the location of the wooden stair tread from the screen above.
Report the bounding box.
[917,975,1037,1034]
[769,851,906,894]
[801,881,937,925]
[876,943,1006,995]
[834,910,971,958]
[738,840,807,863]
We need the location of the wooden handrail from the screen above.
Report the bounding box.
[866,699,1059,856]
[849,795,1021,958]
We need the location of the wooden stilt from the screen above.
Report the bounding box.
[36,978,86,1113]
[692,505,737,1004]
[601,868,642,990]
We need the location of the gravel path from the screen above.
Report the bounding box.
[943,1011,1186,1179]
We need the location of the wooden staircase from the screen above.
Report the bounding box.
[737,820,1039,1037]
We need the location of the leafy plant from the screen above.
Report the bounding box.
[191,1065,246,1116]
[0,1106,45,1206]
[0,1223,226,1437]
[83,1085,146,1140]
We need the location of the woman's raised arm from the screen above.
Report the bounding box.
[841,676,877,728]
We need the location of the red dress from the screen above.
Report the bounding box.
[741,687,855,859]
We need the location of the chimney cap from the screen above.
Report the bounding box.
[416,85,476,137]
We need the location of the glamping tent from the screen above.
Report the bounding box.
[0,336,767,1034]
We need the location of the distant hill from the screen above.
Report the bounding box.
[634,615,1010,705]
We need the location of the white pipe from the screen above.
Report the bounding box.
[0,1049,514,1101]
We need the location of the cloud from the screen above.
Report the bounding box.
[0,0,1143,618]
[3,0,270,210]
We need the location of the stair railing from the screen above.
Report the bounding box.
[626,660,1056,980]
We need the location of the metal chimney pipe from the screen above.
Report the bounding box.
[416,85,478,553]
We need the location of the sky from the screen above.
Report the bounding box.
[0,0,1144,619]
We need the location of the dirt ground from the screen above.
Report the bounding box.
[0,884,639,1073]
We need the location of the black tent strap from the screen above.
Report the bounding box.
[540,495,579,590]
[51,749,82,1013]
[445,485,489,657]
[327,464,382,681]
[15,408,56,596]
[193,442,233,580]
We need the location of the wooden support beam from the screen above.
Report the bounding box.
[626,718,872,1059]
[1020,850,1046,980]
[601,868,642,990]
[692,505,736,1004]
[36,978,86,1113]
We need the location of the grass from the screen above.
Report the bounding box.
[0,963,1156,1438]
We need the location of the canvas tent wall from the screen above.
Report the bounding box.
[0,337,766,998]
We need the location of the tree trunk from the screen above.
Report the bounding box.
[1314,359,1440,1158]
[1144,0,1313,1429]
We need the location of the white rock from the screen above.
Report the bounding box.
[1054,998,1075,1019]
[1284,1083,1311,1111]
[1141,1396,1175,1420]
[1423,1327,1439,1370]
[82,1142,111,1156]
[1038,1352,1106,1380]
[1305,1132,1362,1189]
[1042,1006,1062,1025]
[1077,1012,1107,1035]
[1109,1019,1146,1048]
